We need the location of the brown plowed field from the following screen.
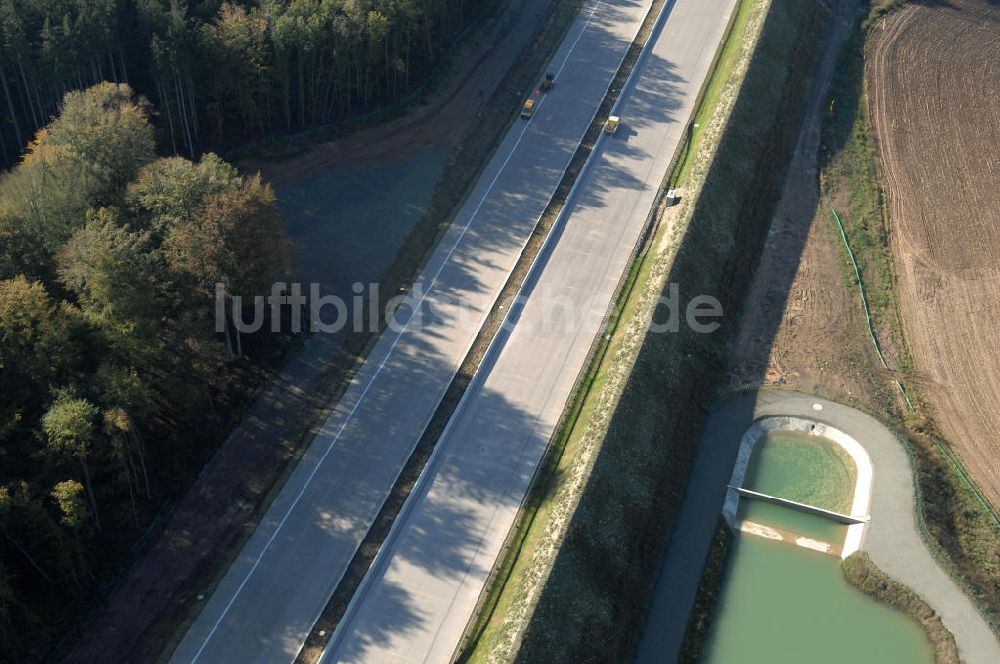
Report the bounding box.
[868,0,1000,508]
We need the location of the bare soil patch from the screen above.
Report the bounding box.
[728,0,893,409]
[867,0,1000,508]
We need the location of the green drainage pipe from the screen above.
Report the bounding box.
[829,201,999,527]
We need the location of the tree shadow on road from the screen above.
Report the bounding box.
[573,52,685,212]
[518,0,852,660]
[329,384,549,662]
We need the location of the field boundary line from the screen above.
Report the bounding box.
[828,200,999,528]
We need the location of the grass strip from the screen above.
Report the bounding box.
[669,0,754,187]
[468,1,835,661]
[457,1,774,659]
[677,520,733,663]
[829,200,915,410]
[518,0,831,648]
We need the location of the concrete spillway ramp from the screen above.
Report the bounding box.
[723,415,873,558]
[635,391,1000,663]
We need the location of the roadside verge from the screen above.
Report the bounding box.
[455,0,839,660]
[292,0,706,659]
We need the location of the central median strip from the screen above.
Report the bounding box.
[172,0,654,659]
[482,0,837,659]
[464,0,761,658]
[291,0,682,659]
[316,0,750,656]
[313,0,781,660]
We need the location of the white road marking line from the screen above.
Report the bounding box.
[186,2,605,660]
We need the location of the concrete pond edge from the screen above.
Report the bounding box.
[722,414,873,558]
[634,390,1000,663]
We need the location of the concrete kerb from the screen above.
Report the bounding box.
[315,0,651,660]
[722,415,873,558]
[744,392,1000,661]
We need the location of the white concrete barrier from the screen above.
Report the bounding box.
[723,416,874,558]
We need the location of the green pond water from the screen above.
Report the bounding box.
[744,430,857,513]
[702,431,931,663]
[703,536,933,664]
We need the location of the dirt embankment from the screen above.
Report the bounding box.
[843,552,960,664]
[867,0,1000,509]
[729,0,1000,634]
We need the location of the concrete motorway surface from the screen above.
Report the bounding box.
[635,391,1000,663]
[319,0,740,661]
[168,1,654,662]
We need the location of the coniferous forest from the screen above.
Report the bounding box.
[0,0,496,658]
[0,0,496,166]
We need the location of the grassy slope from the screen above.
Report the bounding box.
[458,0,766,660]
[670,0,753,186]
[820,2,1000,633]
[842,552,959,663]
[507,1,832,661]
[820,9,905,369]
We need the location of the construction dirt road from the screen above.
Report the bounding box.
[868,0,1000,509]
[728,0,895,411]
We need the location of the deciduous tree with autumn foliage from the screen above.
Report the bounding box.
[0,82,288,658]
